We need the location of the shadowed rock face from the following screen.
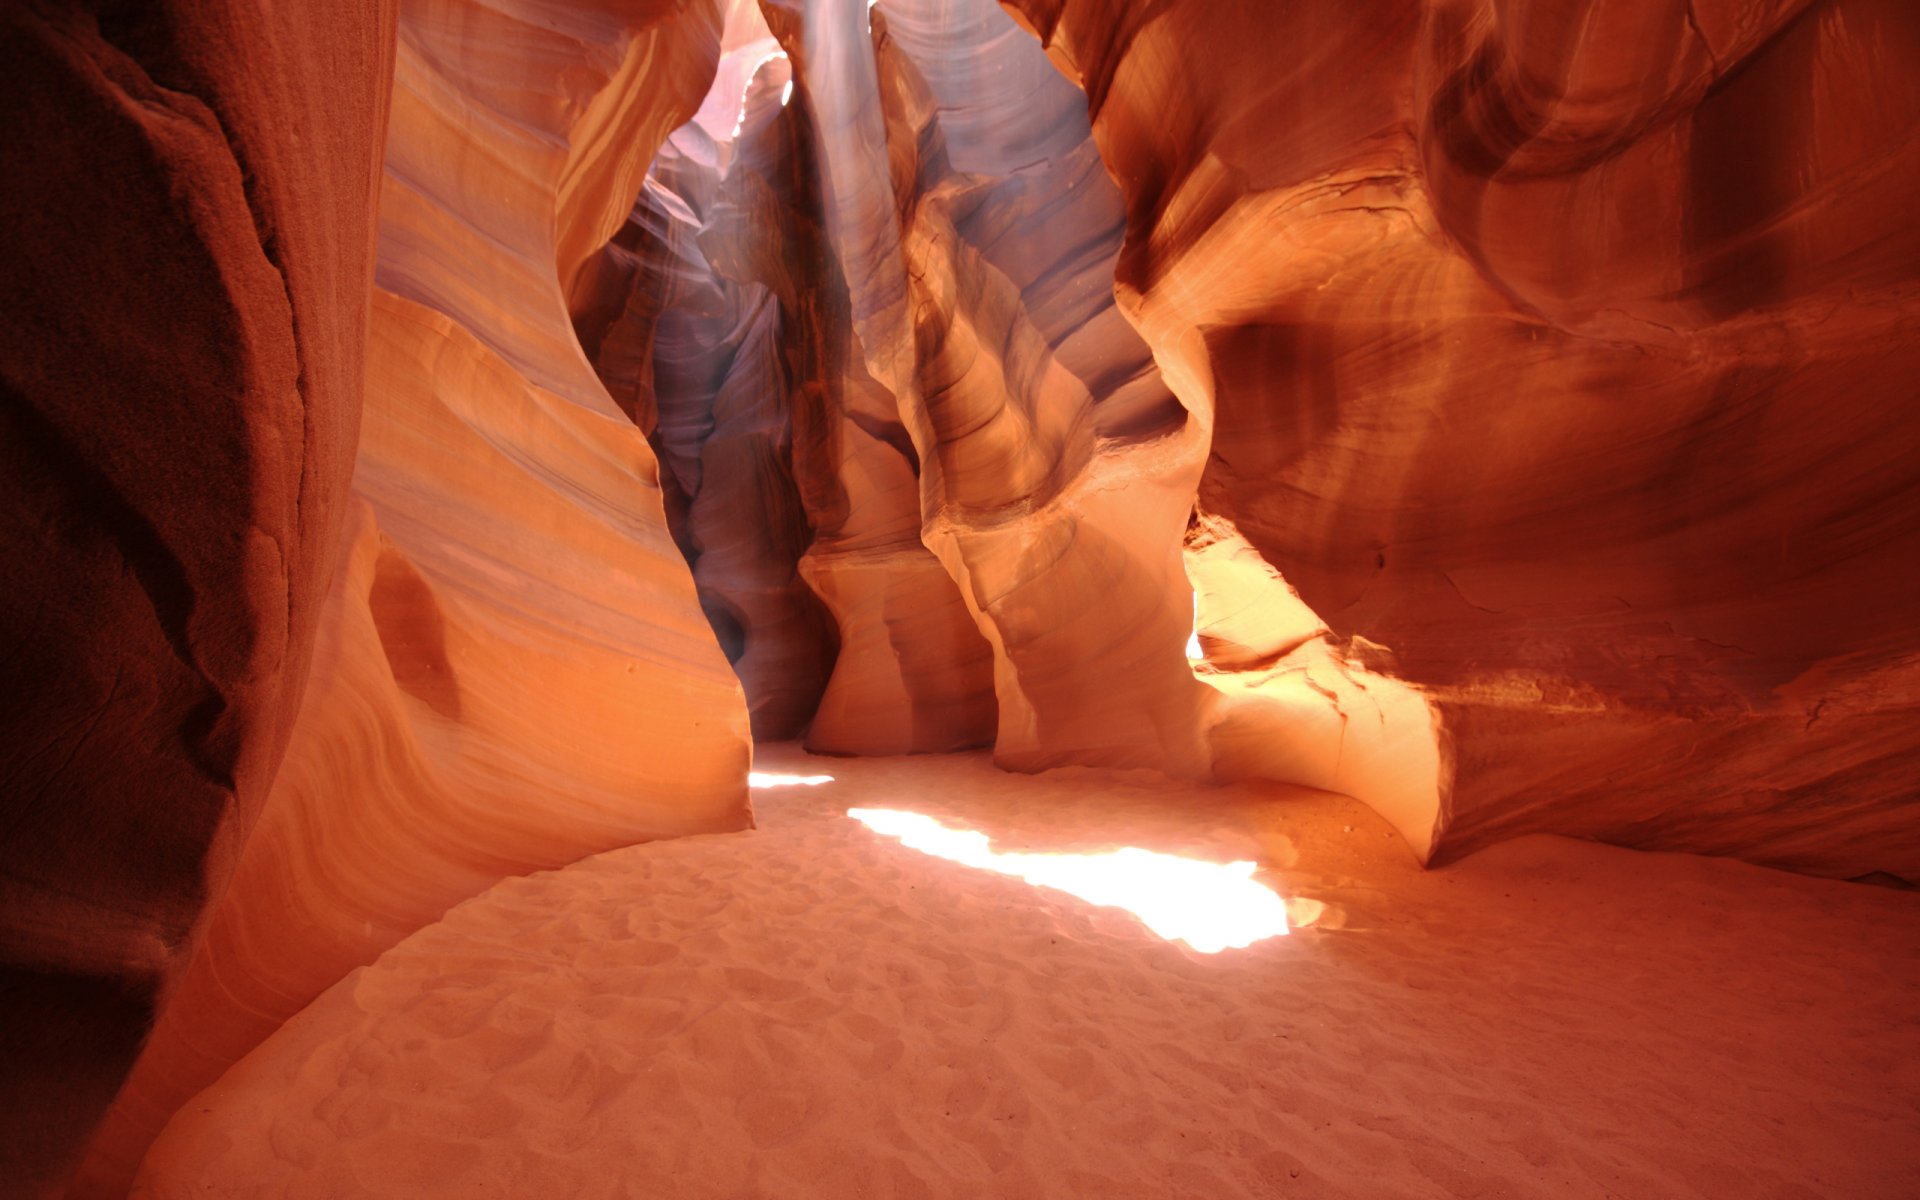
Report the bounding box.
[574,18,842,742]
[0,3,398,1193]
[579,0,1024,756]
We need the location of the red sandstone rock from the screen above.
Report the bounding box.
[66,2,752,1193]
[0,3,396,1193]
[1003,0,1920,877]
[585,2,1002,754]
[767,0,1213,774]
[575,36,838,741]
[1186,514,1445,860]
[7,2,1920,1190]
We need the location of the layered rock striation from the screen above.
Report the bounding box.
[608,0,1919,875]
[768,0,1215,776]
[0,3,397,1192]
[67,1,753,1193]
[608,0,1448,843]
[1002,0,1920,876]
[6,2,1920,1191]
[574,14,839,742]
[578,0,1009,755]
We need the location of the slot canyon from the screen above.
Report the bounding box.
[2,0,1917,1195]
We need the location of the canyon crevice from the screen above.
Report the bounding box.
[1,0,1916,1194]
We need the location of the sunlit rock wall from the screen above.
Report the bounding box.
[0,4,397,1194]
[1003,0,1920,877]
[69,2,752,1193]
[756,0,1217,775]
[616,0,1445,837]
[1186,513,1446,861]
[12,9,1916,1190]
[608,0,1437,825]
[582,1,1003,754]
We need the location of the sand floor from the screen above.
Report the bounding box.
[136,748,1920,1198]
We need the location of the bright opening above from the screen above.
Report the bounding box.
[750,771,836,788]
[846,808,1289,953]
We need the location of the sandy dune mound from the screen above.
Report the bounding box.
[137,749,1920,1198]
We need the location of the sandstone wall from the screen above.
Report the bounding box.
[1004,0,1920,876]
[0,4,397,1192]
[64,2,753,1193]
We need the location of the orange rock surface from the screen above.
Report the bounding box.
[66,1,751,1193]
[0,3,396,1193]
[3,0,1919,1192]
[1002,0,1920,875]
[580,1,1007,755]
[761,0,1216,775]
[585,0,1918,867]
[573,17,837,741]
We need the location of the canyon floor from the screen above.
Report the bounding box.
[136,748,1920,1199]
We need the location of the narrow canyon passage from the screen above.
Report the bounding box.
[136,749,1920,1198]
[5,0,1919,1195]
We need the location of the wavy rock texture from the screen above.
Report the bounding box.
[69,2,751,1193]
[611,0,1443,837]
[581,0,1002,754]
[12,1,1920,1188]
[1186,514,1446,861]
[762,0,1215,775]
[0,4,396,1194]
[1003,0,1920,877]
[574,16,838,741]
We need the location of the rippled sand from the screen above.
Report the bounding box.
[136,748,1920,1198]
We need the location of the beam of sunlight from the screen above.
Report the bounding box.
[1186,589,1205,660]
[749,771,835,788]
[846,808,1289,953]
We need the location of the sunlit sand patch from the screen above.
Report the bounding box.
[847,808,1289,953]
[750,772,836,788]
